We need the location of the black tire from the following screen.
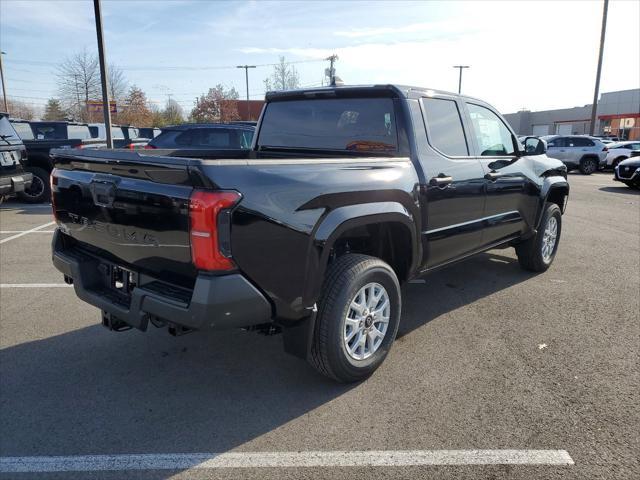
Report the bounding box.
[516,203,562,272]
[309,254,401,383]
[579,157,598,175]
[18,166,51,204]
[612,157,626,169]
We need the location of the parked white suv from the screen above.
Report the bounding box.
[542,135,607,175]
[604,141,640,169]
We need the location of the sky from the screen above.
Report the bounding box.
[1,0,639,117]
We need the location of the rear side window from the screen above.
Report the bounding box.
[195,128,233,148]
[572,137,594,147]
[31,123,66,140]
[239,130,254,149]
[467,103,515,156]
[259,98,398,153]
[421,97,468,156]
[9,121,34,140]
[67,125,91,140]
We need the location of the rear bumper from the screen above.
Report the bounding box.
[52,230,272,331]
[0,172,33,195]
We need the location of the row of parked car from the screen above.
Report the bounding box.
[0,116,257,203]
[518,133,640,180]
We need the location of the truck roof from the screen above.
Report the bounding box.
[265,84,486,104]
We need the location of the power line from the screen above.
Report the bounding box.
[4,57,327,72]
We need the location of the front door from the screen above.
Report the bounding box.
[418,96,487,269]
[464,102,535,247]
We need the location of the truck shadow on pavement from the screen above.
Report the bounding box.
[0,251,533,469]
[598,186,640,195]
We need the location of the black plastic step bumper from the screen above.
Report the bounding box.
[0,172,33,195]
[51,230,272,331]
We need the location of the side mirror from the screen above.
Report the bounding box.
[524,136,546,155]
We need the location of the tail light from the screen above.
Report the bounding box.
[189,190,241,271]
[144,144,156,150]
[127,143,137,150]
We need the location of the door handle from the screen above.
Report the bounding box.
[484,171,504,181]
[429,175,453,187]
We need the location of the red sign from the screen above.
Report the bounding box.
[86,101,117,114]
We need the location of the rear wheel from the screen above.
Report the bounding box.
[309,254,401,383]
[579,157,598,175]
[516,203,562,272]
[18,166,50,204]
[612,156,626,169]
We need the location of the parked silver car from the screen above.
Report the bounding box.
[542,135,607,175]
[604,141,640,168]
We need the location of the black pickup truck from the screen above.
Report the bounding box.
[10,120,106,203]
[0,113,32,202]
[50,85,569,382]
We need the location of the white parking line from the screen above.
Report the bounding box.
[0,230,55,234]
[0,450,574,473]
[0,284,72,288]
[0,221,56,244]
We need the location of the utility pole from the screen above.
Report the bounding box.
[93,0,113,148]
[326,54,338,86]
[0,51,8,113]
[236,65,256,119]
[589,0,609,136]
[453,65,469,94]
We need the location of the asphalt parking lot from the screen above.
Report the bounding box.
[0,172,638,480]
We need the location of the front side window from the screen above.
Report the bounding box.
[421,97,468,156]
[467,103,515,156]
[258,97,398,153]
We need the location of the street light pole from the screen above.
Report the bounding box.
[93,0,113,148]
[453,65,469,94]
[589,0,609,136]
[0,51,8,113]
[237,65,256,119]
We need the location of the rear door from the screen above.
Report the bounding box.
[464,102,534,246]
[419,95,486,268]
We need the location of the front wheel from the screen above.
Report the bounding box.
[309,254,401,383]
[516,203,562,272]
[579,157,598,175]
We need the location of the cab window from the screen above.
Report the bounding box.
[466,103,515,156]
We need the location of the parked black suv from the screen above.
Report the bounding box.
[0,113,32,202]
[145,123,254,153]
[51,85,569,382]
[10,120,106,203]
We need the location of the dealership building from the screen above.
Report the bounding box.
[504,88,640,140]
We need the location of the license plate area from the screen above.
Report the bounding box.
[110,265,137,295]
[96,261,138,307]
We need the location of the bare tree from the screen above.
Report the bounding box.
[263,56,300,91]
[108,65,129,107]
[57,49,100,121]
[118,86,153,127]
[56,49,128,122]
[2,98,36,120]
[163,98,184,125]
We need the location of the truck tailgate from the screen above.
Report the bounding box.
[51,150,199,286]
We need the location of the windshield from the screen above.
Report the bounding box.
[0,116,21,141]
[258,97,398,153]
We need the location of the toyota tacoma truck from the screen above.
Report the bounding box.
[50,85,569,382]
